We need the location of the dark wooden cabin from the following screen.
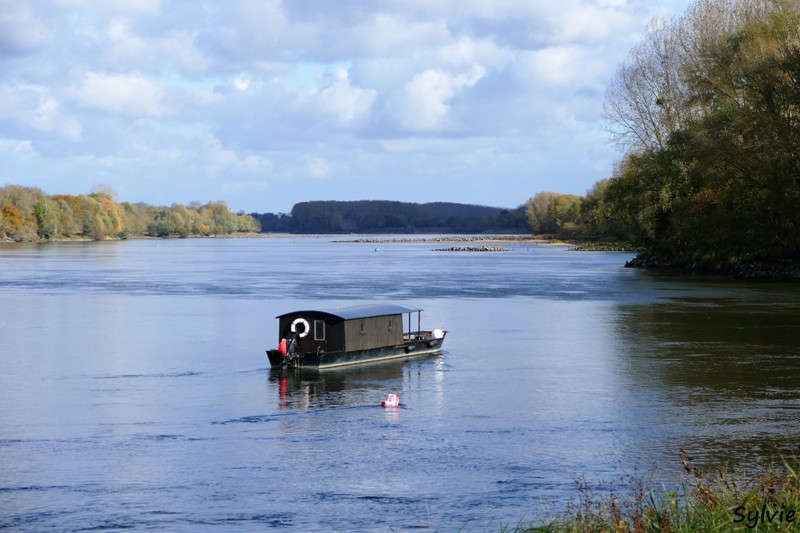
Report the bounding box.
[276,304,423,355]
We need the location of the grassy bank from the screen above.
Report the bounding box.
[516,451,800,532]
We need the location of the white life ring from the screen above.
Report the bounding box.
[291,317,310,338]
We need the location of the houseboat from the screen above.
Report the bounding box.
[266,304,446,369]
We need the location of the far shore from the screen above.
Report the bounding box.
[330,235,576,246]
[3,232,639,252]
[3,233,575,245]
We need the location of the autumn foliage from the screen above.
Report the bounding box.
[525,0,800,274]
[0,185,260,242]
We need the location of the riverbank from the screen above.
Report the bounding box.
[625,252,800,280]
[331,235,575,245]
[433,245,508,252]
[0,231,292,245]
[518,452,800,532]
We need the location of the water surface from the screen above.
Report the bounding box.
[2,238,799,531]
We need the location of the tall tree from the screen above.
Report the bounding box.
[601,0,800,269]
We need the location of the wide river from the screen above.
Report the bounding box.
[2,237,799,531]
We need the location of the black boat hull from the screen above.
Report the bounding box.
[267,334,445,369]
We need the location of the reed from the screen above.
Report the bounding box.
[519,450,800,532]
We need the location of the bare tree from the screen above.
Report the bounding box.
[603,16,686,151]
[603,0,788,153]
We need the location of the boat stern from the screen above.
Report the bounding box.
[266,349,286,368]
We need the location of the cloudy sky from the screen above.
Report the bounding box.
[1,0,691,213]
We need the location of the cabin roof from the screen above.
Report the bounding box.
[277,304,422,321]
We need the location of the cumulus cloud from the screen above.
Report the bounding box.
[0,138,36,155]
[71,72,166,118]
[0,2,52,57]
[54,0,161,16]
[303,68,377,129]
[391,65,487,132]
[0,84,81,141]
[30,95,82,141]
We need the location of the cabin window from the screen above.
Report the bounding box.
[388,319,393,332]
[360,322,365,335]
[314,320,325,341]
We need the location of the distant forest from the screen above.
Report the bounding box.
[1,185,528,242]
[252,200,528,234]
[0,185,260,242]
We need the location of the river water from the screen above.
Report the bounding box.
[1,237,799,531]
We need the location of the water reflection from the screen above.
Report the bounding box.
[268,354,444,411]
[615,280,800,470]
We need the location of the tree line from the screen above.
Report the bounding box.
[525,0,800,274]
[253,200,528,234]
[0,185,260,242]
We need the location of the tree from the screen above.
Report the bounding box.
[525,192,583,234]
[604,15,689,151]
[34,197,59,239]
[600,0,800,269]
[0,184,259,241]
[525,192,559,233]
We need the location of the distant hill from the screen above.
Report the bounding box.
[252,200,528,234]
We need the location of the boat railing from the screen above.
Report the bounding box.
[404,330,434,341]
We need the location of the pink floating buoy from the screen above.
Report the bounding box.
[381,393,400,407]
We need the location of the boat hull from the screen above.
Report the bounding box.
[267,335,445,370]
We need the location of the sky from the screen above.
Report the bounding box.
[1,0,692,213]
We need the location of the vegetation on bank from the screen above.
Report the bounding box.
[520,451,800,532]
[524,0,800,276]
[0,185,260,242]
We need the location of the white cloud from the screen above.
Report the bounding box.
[438,37,510,71]
[522,46,593,87]
[359,13,450,57]
[103,20,151,64]
[233,75,251,91]
[164,31,213,73]
[392,64,486,132]
[201,134,272,175]
[308,157,331,179]
[0,138,36,155]
[0,1,52,57]
[31,95,82,141]
[0,84,81,141]
[54,0,161,16]
[71,72,166,118]
[304,68,377,129]
[554,3,639,44]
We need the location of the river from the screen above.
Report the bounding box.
[1,237,799,531]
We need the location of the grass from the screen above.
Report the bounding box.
[514,450,800,532]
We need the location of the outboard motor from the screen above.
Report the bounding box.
[284,331,301,367]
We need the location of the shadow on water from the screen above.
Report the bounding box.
[614,271,800,471]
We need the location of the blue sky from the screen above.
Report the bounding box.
[1,0,691,213]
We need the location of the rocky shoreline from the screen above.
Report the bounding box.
[432,246,508,252]
[625,252,800,280]
[570,242,639,252]
[332,235,542,244]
